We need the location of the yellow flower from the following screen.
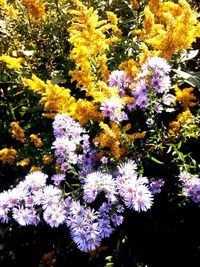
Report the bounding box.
[10,122,25,142]
[30,134,43,148]
[135,0,200,59]
[0,148,17,164]
[16,158,30,167]
[175,87,196,110]
[30,166,41,172]
[43,155,53,165]
[5,4,18,19]
[68,0,120,99]
[21,0,45,21]
[169,109,193,136]
[0,55,24,70]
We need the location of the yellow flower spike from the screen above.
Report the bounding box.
[20,0,45,21]
[30,134,43,148]
[16,158,30,167]
[106,11,118,25]
[68,0,120,101]
[43,155,54,165]
[175,87,197,110]
[135,0,200,59]
[10,122,25,143]
[0,148,17,164]
[30,166,42,172]
[0,55,24,70]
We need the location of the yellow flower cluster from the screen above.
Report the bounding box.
[0,148,17,164]
[93,122,146,159]
[10,122,25,142]
[175,87,197,110]
[68,0,121,99]
[169,109,193,136]
[23,75,101,124]
[43,155,53,165]
[93,122,126,159]
[21,0,45,22]
[0,55,24,70]
[30,134,43,148]
[0,0,6,6]
[135,0,200,59]
[16,158,30,167]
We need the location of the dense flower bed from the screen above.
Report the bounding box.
[0,0,199,266]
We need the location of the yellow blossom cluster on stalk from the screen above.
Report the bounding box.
[68,0,121,100]
[134,0,200,59]
[0,148,17,164]
[30,134,43,148]
[16,158,30,167]
[168,109,193,136]
[10,122,25,143]
[22,75,101,124]
[0,55,24,70]
[20,0,46,22]
[175,87,197,110]
[93,122,146,159]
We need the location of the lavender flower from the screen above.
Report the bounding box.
[100,97,128,123]
[149,178,165,194]
[108,70,132,97]
[179,171,200,204]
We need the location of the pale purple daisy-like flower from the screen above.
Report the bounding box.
[108,70,132,97]
[51,173,65,186]
[142,56,171,74]
[53,113,85,139]
[111,213,124,226]
[12,207,40,226]
[100,97,128,123]
[83,171,117,203]
[179,172,200,204]
[149,178,165,194]
[43,205,66,227]
[153,103,164,113]
[23,171,48,191]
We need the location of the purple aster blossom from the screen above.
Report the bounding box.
[111,213,124,226]
[43,205,66,227]
[179,172,200,204]
[12,206,40,226]
[51,173,65,186]
[100,156,108,164]
[41,185,62,210]
[23,171,47,192]
[0,207,9,223]
[146,118,154,127]
[142,56,171,74]
[53,113,85,139]
[132,80,149,97]
[153,103,164,113]
[116,204,125,213]
[108,70,132,97]
[100,97,128,123]
[122,184,153,212]
[83,171,117,203]
[135,93,150,110]
[149,178,165,194]
[98,217,114,238]
[117,161,153,212]
[118,160,137,177]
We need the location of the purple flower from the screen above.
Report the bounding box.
[51,173,65,186]
[100,97,128,123]
[149,178,165,194]
[108,70,132,97]
[43,205,66,227]
[12,207,40,226]
[83,171,117,203]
